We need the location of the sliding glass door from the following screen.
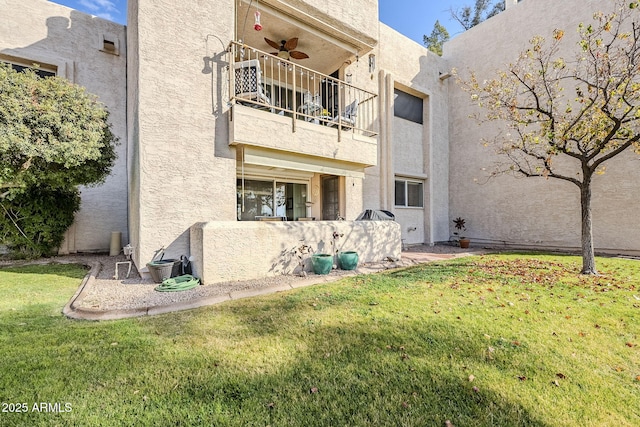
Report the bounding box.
[237,179,308,221]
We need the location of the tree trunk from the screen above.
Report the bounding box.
[580,172,597,275]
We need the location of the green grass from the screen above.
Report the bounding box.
[1,254,639,426]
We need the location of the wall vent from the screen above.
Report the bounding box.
[100,34,120,56]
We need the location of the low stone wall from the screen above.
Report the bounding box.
[190,220,402,284]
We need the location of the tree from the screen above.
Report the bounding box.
[0,63,117,198]
[457,0,640,274]
[424,20,450,56]
[424,0,503,56]
[451,0,505,31]
[0,63,117,257]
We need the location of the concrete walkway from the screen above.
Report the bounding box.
[62,245,482,321]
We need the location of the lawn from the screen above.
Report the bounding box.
[0,254,639,426]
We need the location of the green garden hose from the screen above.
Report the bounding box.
[154,275,200,292]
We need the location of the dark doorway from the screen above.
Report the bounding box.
[322,176,339,220]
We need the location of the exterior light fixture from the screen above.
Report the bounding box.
[368,54,375,73]
[346,72,353,84]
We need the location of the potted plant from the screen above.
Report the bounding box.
[453,217,470,249]
[327,229,359,270]
[338,251,359,270]
[311,253,333,275]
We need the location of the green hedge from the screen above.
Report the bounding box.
[0,186,80,258]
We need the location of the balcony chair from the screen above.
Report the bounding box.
[328,99,358,128]
[233,59,271,107]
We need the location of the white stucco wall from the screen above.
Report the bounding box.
[445,0,640,253]
[128,0,238,267]
[0,0,128,253]
[191,220,401,284]
[363,23,450,246]
[393,118,426,245]
[231,105,378,167]
[261,0,378,50]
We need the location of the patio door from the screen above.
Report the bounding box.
[237,178,308,221]
[322,176,340,220]
[321,70,340,117]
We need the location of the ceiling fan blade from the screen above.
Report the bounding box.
[284,37,299,51]
[264,38,281,50]
[289,51,309,60]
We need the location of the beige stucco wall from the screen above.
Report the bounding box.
[445,0,640,253]
[191,220,401,284]
[393,118,426,245]
[0,0,128,253]
[363,23,450,246]
[231,105,378,167]
[128,0,238,267]
[260,0,378,51]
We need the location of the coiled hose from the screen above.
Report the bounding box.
[154,275,200,292]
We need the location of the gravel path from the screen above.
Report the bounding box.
[2,244,482,318]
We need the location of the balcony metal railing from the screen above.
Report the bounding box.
[229,41,378,139]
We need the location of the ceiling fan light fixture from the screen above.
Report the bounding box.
[265,37,309,61]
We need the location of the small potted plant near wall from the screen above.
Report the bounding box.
[453,217,470,249]
[330,230,359,270]
[311,252,333,275]
[338,250,359,270]
[312,230,360,274]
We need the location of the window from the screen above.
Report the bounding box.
[5,62,56,78]
[395,179,423,208]
[394,89,423,124]
[237,179,308,221]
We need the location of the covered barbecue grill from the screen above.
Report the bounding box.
[355,209,395,221]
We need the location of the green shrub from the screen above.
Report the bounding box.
[0,185,80,258]
[0,62,117,195]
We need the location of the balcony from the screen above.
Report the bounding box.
[228,41,378,168]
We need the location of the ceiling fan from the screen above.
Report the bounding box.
[264,37,309,60]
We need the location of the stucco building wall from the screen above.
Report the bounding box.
[259,0,378,50]
[127,0,238,267]
[364,23,450,246]
[0,0,128,253]
[445,0,640,253]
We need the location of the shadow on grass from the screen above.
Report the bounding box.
[140,275,556,425]
[0,309,162,425]
[155,313,551,426]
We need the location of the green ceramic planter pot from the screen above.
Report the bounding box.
[338,251,359,270]
[311,254,333,275]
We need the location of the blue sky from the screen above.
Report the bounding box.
[50,0,470,44]
[51,0,127,25]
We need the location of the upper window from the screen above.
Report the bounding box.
[395,179,424,208]
[394,89,423,124]
[4,62,56,78]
